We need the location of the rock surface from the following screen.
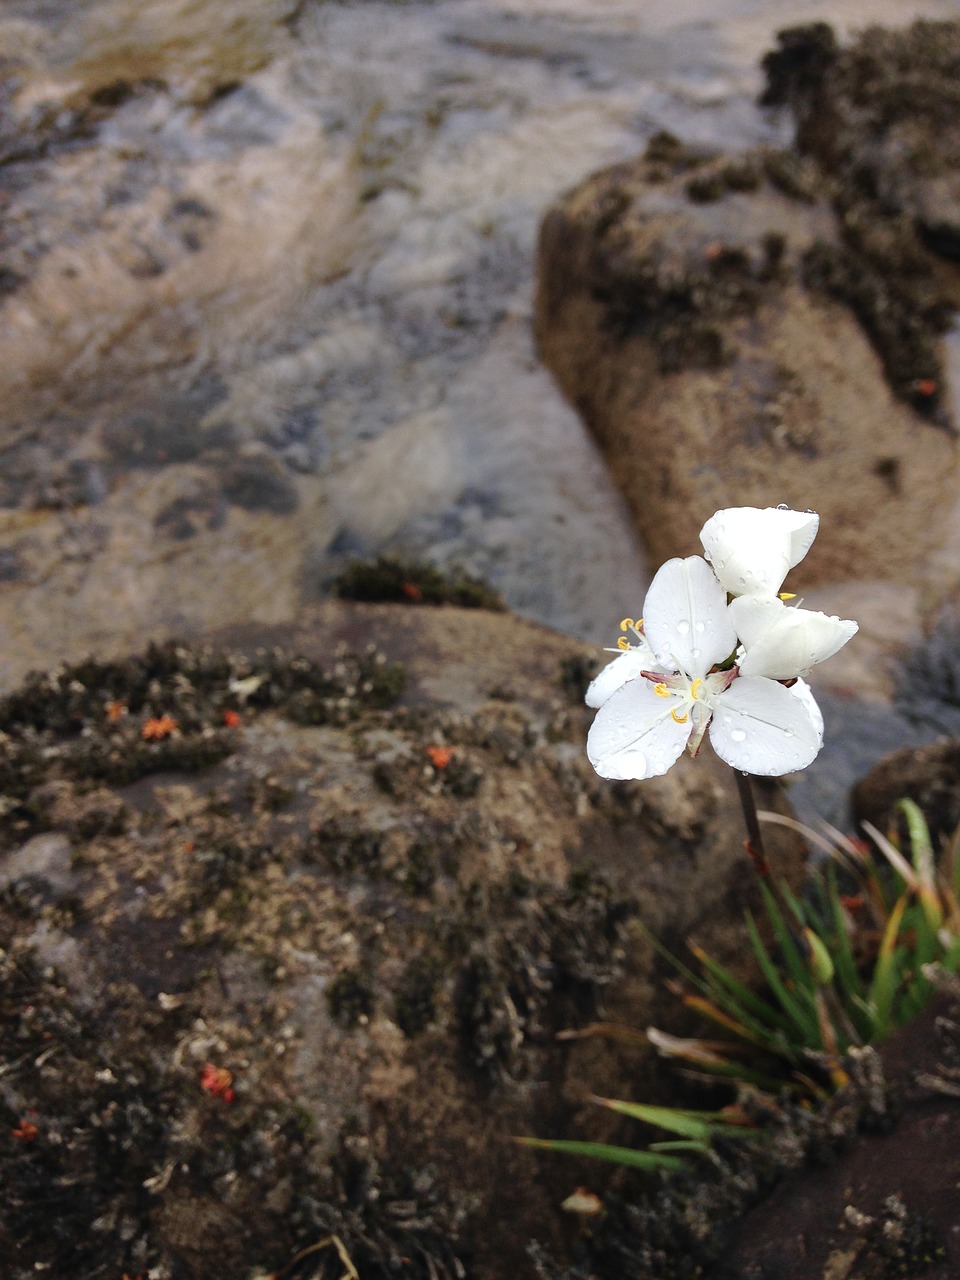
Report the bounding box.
[0,597,807,1280]
[534,21,960,591]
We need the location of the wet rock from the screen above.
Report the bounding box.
[0,599,807,1280]
[534,132,957,580]
[851,739,960,851]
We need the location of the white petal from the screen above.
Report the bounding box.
[587,678,690,779]
[708,676,823,775]
[789,677,824,740]
[737,609,858,679]
[727,595,786,647]
[699,507,819,598]
[642,556,738,678]
[585,646,657,708]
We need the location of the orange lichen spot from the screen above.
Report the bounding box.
[426,745,454,769]
[704,242,724,260]
[914,378,937,397]
[11,1119,38,1141]
[142,714,178,741]
[222,708,241,729]
[201,1063,234,1103]
[105,700,127,721]
[401,581,423,601]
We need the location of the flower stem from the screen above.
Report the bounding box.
[733,770,770,876]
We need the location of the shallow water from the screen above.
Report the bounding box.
[1,0,958,821]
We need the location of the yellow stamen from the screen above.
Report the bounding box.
[619,617,635,631]
[670,708,689,724]
[690,678,703,699]
[779,592,796,600]
[653,682,669,697]
[617,636,631,650]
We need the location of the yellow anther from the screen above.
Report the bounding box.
[617,636,631,650]
[653,682,670,697]
[619,617,635,632]
[779,592,797,600]
[670,708,689,724]
[690,678,703,699]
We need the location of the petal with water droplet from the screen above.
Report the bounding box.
[643,556,737,678]
[587,678,689,779]
[736,608,858,679]
[585,645,658,708]
[709,676,822,775]
[699,507,819,598]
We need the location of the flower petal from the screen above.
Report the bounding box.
[708,675,823,775]
[587,678,690,779]
[700,507,819,597]
[736,608,858,679]
[585,645,657,708]
[642,556,738,678]
[727,595,786,647]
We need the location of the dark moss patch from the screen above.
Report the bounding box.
[455,870,632,1082]
[335,555,505,610]
[395,952,445,1037]
[0,936,468,1280]
[0,640,404,840]
[757,20,960,420]
[589,226,767,374]
[327,966,376,1027]
[801,238,952,419]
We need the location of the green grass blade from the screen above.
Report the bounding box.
[516,1137,687,1174]
[689,943,796,1034]
[744,911,820,1045]
[758,881,818,994]
[593,1098,758,1140]
[867,894,909,1039]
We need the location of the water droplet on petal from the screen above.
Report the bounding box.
[690,646,701,659]
[677,620,690,636]
[730,728,747,742]
[776,502,789,510]
[694,620,705,633]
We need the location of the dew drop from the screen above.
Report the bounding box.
[694,620,705,633]
[690,646,701,659]
[783,729,794,738]
[730,728,747,742]
[677,619,691,636]
[776,502,789,511]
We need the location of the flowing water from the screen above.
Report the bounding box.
[1,0,958,821]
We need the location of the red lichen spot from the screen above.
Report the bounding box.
[704,242,724,260]
[222,708,241,728]
[840,894,865,915]
[914,378,937,397]
[426,745,454,769]
[11,1119,38,1141]
[142,714,178,741]
[105,700,127,721]
[201,1062,235,1103]
[401,580,423,601]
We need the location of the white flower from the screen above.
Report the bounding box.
[586,556,824,779]
[699,506,819,598]
[728,595,858,680]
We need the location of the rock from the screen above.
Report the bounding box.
[534,132,958,582]
[761,20,960,261]
[851,738,960,850]
[0,599,807,1280]
[705,989,960,1280]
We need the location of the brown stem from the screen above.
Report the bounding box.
[734,769,770,876]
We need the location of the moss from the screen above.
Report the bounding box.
[326,966,376,1027]
[395,953,445,1037]
[801,239,950,416]
[335,555,505,611]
